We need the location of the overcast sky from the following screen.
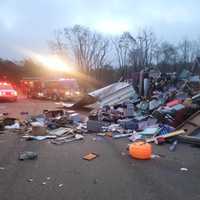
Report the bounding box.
[0,0,200,60]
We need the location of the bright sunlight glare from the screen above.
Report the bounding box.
[33,54,73,72]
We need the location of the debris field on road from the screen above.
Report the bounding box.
[1,69,200,164]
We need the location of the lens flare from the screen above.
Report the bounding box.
[33,54,73,72]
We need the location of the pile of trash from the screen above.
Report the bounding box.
[73,69,200,147]
[0,109,85,146]
[1,68,200,161]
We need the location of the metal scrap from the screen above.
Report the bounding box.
[51,134,84,145]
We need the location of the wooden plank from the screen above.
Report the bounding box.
[146,130,185,143]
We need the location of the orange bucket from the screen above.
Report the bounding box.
[129,140,152,160]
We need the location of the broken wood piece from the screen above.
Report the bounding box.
[106,132,112,137]
[49,127,73,136]
[146,130,185,143]
[83,153,98,161]
[51,134,83,145]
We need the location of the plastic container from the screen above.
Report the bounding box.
[129,140,152,160]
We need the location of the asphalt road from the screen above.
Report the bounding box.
[0,97,65,120]
[0,99,200,200]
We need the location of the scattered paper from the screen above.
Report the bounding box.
[58,184,63,187]
[180,167,188,172]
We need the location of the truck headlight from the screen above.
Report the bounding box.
[38,92,44,97]
[65,91,70,96]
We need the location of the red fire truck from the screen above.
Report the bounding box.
[20,78,81,101]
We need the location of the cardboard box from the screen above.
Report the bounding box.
[31,122,47,136]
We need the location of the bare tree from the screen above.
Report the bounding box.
[178,39,193,64]
[128,29,157,71]
[113,32,136,78]
[190,38,200,61]
[138,29,157,68]
[49,25,200,84]
[63,25,109,74]
[49,25,109,79]
[159,42,178,65]
[49,30,66,55]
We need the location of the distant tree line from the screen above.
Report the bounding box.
[0,59,23,83]
[1,25,200,89]
[49,25,200,88]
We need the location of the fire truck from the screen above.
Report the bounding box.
[20,78,81,101]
